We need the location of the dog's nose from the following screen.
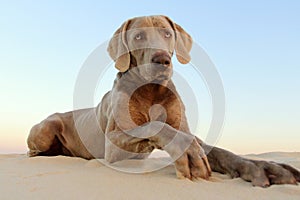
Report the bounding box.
[151,52,171,67]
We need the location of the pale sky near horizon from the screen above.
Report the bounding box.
[0,1,299,154]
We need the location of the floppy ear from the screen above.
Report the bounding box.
[164,16,193,64]
[107,20,131,72]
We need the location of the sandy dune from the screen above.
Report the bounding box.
[1,152,300,200]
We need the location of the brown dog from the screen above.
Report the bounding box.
[27,15,300,187]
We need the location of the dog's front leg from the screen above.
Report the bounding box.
[105,121,211,180]
[198,139,300,187]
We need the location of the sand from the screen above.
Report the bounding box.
[1,152,299,200]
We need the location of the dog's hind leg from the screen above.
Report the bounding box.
[27,115,68,157]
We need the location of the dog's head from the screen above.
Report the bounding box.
[107,15,192,82]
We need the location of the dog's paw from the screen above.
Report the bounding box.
[27,150,41,157]
[174,139,211,180]
[232,159,299,187]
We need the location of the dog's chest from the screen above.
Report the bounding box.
[128,87,182,128]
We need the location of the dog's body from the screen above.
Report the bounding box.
[27,15,300,187]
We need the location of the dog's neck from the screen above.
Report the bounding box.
[130,83,178,105]
[114,71,176,97]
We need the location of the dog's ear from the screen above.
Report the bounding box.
[107,20,131,72]
[164,16,193,64]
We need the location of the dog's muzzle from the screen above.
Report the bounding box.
[151,52,171,67]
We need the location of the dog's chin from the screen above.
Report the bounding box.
[143,72,171,84]
[151,65,172,82]
[132,63,172,84]
[155,74,170,81]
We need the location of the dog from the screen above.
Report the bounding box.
[27,15,300,187]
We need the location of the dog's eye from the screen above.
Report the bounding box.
[165,31,172,38]
[135,33,143,40]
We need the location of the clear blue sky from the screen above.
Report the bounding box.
[0,0,299,154]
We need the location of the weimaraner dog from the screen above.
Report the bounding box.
[27,15,300,187]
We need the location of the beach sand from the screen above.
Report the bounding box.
[1,152,299,200]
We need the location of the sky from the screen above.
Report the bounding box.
[0,0,299,154]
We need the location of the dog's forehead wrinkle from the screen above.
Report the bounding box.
[129,16,172,30]
[151,17,169,28]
